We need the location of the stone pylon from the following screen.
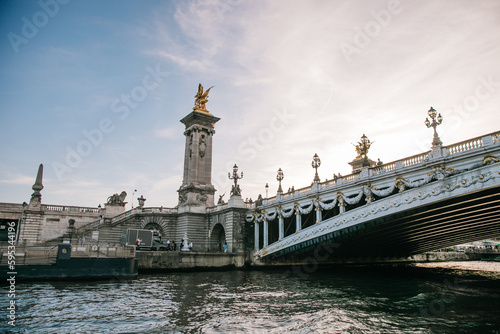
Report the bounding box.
[176,87,221,250]
[177,109,220,213]
[29,164,43,209]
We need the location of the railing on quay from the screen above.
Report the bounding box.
[69,243,136,259]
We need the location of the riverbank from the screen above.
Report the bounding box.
[135,250,498,273]
[415,260,500,273]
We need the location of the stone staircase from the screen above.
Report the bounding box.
[21,214,43,244]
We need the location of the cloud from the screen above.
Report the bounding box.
[0,174,33,185]
[154,127,178,139]
[151,0,500,199]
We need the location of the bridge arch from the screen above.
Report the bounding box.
[209,223,226,252]
[140,216,170,240]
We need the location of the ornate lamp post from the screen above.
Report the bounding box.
[228,164,243,196]
[424,106,443,147]
[265,183,269,198]
[311,153,321,182]
[131,189,137,209]
[276,168,284,194]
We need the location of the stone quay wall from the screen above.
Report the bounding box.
[136,251,247,272]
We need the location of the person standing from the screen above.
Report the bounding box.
[223,240,228,253]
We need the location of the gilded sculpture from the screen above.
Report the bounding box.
[354,134,372,158]
[194,83,214,111]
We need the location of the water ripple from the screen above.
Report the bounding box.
[1,266,499,333]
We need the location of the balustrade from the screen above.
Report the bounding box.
[341,172,360,183]
[372,162,395,175]
[43,205,100,213]
[402,152,429,167]
[492,132,500,143]
[447,138,483,155]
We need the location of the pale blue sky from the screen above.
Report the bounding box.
[1,0,500,208]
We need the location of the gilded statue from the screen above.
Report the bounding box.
[194,83,214,111]
[354,134,372,158]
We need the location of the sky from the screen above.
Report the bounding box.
[1,0,499,209]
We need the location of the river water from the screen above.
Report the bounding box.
[2,264,500,333]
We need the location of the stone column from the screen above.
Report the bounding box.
[254,221,260,251]
[339,201,345,214]
[278,215,284,240]
[263,218,268,247]
[295,211,302,232]
[315,206,322,224]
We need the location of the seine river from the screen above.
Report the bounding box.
[2,265,500,333]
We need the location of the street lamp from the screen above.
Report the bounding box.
[131,189,137,209]
[276,168,284,194]
[95,204,102,244]
[16,202,27,243]
[228,164,243,196]
[265,183,269,198]
[424,106,443,147]
[311,153,321,182]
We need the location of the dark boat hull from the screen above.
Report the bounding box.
[4,257,138,281]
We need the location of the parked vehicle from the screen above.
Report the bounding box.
[121,229,167,251]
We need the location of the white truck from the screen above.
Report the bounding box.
[121,228,167,251]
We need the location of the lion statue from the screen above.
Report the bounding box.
[106,191,127,205]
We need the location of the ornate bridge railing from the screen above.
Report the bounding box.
[247,130,500,258]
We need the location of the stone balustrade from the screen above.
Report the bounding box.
[43,205,100,214]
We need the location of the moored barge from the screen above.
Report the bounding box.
[1,243,138,280]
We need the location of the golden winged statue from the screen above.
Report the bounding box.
[354,134,372,158]
[194,83,214,111]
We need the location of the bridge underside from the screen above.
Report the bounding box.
[264,185,500,263]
